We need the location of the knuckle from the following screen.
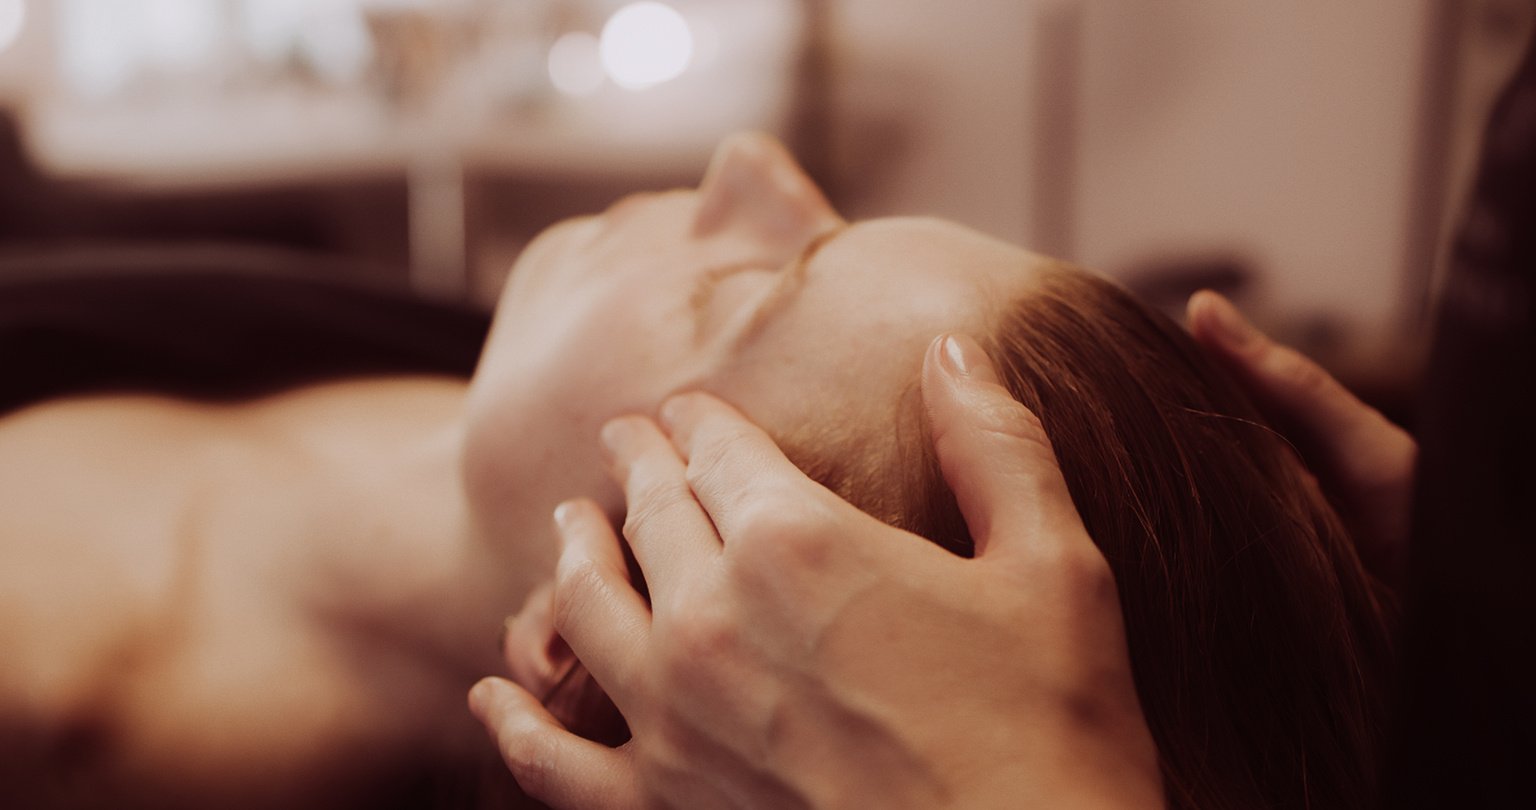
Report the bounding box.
[622,477,693,539]
[686,426,760,486]
[552,557,609,630]
[663,606,739,680]
[735,492,818,546]
[969,395,1059,460]
[733,496,843,577]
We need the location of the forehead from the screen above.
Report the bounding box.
[784,217,1039,357]
[818,216,1036,307]
[704,215,1040,446]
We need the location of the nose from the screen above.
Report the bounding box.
[694,132,843,243]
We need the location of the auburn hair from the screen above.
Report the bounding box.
[552,266,1393,809]
[859,267,1393,809]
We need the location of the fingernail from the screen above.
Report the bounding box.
[553,499,580,532]
[939,334,1000,384]
[468,678,499,715]
[658,395,687,431]
[600,417,635,457]
[1200,292,1260,350]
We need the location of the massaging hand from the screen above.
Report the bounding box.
[1186,291,1417,585]
[470,334,1164,809]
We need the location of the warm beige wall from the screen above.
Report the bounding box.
[826,0,1449,359]
[1074,1,1433,354]
[825,0,1038,245]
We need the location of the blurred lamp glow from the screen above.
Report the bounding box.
[0,0,25,55]
[548,32,604,97]
[599,2,693,90]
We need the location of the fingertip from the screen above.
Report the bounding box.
[931,333,1002,385]
[553,499,608,557]
[1188,289,1260,353]
[658,396,684,433]
[918,335,1089,560]
[469,676,509,719]
[554,498,603,535]
[600,416,645,460]
[658,391,753,457]
[657,391,701,433]
[922,334,1018,433]
[553,499,579,537]
[1185,289,1215,329]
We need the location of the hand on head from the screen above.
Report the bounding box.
[469,334,1164,810]
[470,293,1413,809]
[1186,290,1417,586]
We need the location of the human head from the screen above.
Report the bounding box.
[461,132,1041,568]
[871,271,1395,809]
[469,134,1391,808]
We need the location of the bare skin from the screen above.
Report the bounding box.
[0,378,528,806]
[1,133,1056,805]
[470,297,1416,809]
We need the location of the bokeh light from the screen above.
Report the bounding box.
[0,0,26,55]
[548,31,604,97]
[599,1,694,90]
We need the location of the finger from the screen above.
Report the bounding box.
[1186,290,1408,451]
[1186,290,1416,554]
[469,677,641,810]
[501,582,576,700]
[657,391,828,543]
[549,498,651,706]
[920,333,1095,561]
[601,415,723,596]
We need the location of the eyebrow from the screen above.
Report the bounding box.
[689,225,847,344]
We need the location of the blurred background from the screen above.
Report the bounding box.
[0,0,1530,416]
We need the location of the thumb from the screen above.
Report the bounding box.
[920,334,1094,561]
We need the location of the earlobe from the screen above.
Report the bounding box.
[694,132,840,240]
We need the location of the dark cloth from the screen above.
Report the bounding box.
[1385,33,1536,810]
[0,248,490,415]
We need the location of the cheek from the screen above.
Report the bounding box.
[460,369,617,539]
[462,304,710,517]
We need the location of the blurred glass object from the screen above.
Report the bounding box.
[22,0,804,296]
[32,0,802,171]
[240,0,377,87]
[59,0,228,96]
[600,1,693,89]
[0,0,25,56]
[548,31,604,97]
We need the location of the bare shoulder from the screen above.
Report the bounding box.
[0,378,473,802]
[0,395,224,710]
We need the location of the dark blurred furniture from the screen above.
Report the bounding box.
[0,246,490,416]
[0,110,411,277]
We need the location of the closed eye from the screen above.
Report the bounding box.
[688,262,768,316]
[688,227,845,325]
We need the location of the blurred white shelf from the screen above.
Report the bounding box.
[25,93,739,190]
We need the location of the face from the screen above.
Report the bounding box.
[462,133,1042,543]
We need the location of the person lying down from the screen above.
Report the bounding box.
[0,133,1391,809]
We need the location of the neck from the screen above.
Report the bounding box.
[286,382,556,686]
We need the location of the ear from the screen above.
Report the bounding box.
[694,132,841,241]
